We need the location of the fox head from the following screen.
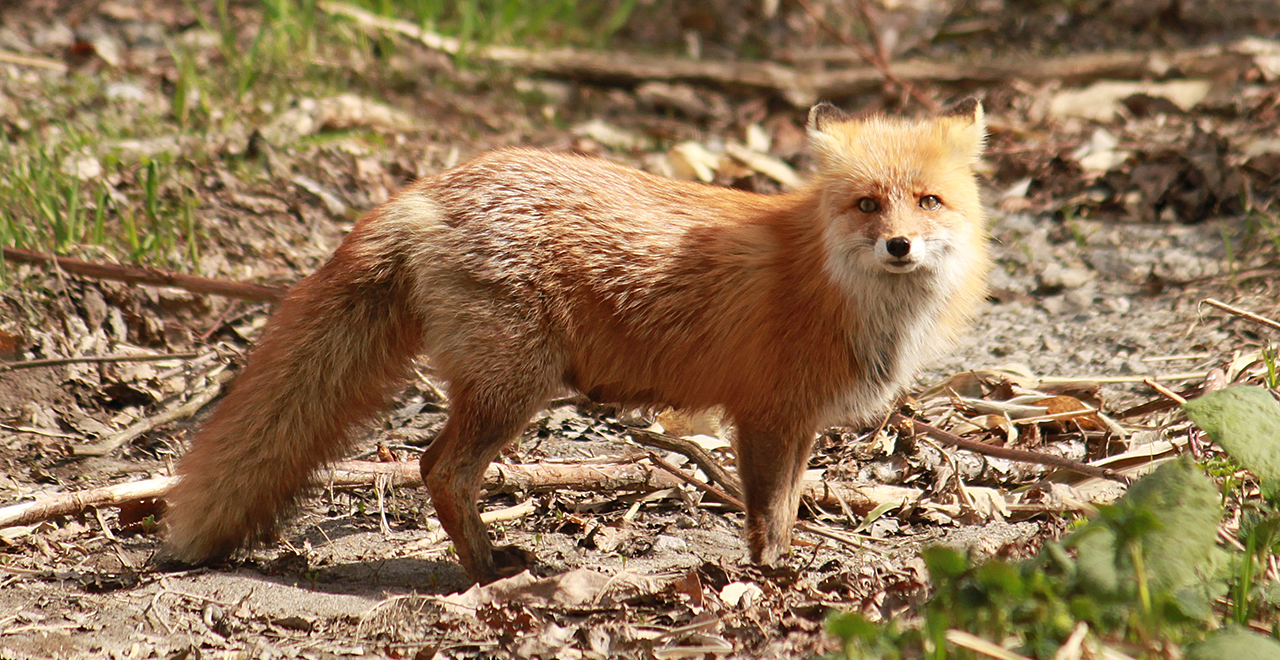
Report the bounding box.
[806,100,987,280]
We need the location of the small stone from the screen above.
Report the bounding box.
[61,155,102,181]
[1104,296,1132,314]
[720,581,764,608]
[1064,288,1095,311]
[1122,357,1150,375]
[1039,262,1094,290]
[105,82,146,102]
[1040,295,1067,315]
[652,534,688,554]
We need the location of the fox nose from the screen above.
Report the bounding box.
[886,236,911,258]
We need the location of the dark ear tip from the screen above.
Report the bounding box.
[943,97,982,120]
[808,102,850,131]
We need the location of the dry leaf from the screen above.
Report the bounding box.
[572,119,653,152]
[1050,80,1211,122]
[667,141,721,182]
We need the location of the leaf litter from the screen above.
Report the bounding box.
[0,0,1279,658]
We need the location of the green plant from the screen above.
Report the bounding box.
[1221,224,1239,287]
[826,386,1280,659]
[1263,345,1278,390]
[1066,219,1096,249]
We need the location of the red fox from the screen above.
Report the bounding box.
[164,100,991,585]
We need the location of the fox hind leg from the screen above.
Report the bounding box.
[420,377,552,584]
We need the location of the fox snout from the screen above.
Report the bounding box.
[874,234,924,273]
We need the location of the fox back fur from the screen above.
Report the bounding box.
[165,101,992,584]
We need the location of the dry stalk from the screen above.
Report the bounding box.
[1202,298,1280,333]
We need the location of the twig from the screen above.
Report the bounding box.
[94,507,117,541]
[890,413,1132,485]
[632,430,919,515]
[945,629,1035,660]
[646,452,743,508]
[0,50,67,72]
[628,428,744,501]
[1202,298,1280,333]
[1113,382,1205,419]
[481,499,536,523]
[1039,372,1207,385]
[74,367,234,457]
[2,246,286,303]
[795,520,883,554]
[1143,378,1188,405]
[792,0,939,111]
[1008,409,1104,426]
[0,425,81,440]
[0,352,201,373]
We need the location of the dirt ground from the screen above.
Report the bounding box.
[2,1,1280,658]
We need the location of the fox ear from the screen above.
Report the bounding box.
[940,98,986,162]
[943,98,982,122]
[807,102,853,166]
[807,102,851,134]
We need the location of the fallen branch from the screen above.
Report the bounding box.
[890,413,1132,485]
[0,457,918,530]
[322,1,1254,107]
[321,1,819,105]
[0,461,674,529]
[0,477,177,529]
[2,246,286,303]
[325,458,685,495]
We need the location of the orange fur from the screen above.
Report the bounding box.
[165,101,992,584]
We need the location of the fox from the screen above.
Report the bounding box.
[163,100,992,585]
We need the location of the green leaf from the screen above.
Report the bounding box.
[826,611,878,643]
[1070,458,1225,611]
[1184,386,1280,496]
[1263,580,1280,607]
[1072,524,1121,597]
[975,560,1024,597]
[1123,458,1224,598]
[922,546,968,582]
[1186,629,1280,660]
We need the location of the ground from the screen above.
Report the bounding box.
[1,1,1279,658]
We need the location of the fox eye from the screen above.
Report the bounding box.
[856,197,879,213]
[919,195,942,210]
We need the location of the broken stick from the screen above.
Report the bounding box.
[889,412,1132,485]
[3,246,286,303]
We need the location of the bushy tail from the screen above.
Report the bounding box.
[165,219,424,563]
